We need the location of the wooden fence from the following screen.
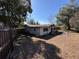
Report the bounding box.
[0,29,10,47]
[0,28,16,59]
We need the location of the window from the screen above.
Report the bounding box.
[33,28,36,31]
[43,28,48,32]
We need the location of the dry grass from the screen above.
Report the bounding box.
[32,32,79,59]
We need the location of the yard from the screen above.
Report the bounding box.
[8,31,79,59]
[32,31,79,59]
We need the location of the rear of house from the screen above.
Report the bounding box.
[25,24,56,36]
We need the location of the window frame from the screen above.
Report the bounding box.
[43,28,48,32]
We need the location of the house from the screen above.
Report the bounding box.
[25,24,56,36]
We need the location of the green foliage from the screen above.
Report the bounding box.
[29,19,36,25]
[0,0,32,27]
[56,0,78,30]
[27,19,40,25]
[69,11,79,31]
[56,18,63,26]
[36,21,40,25]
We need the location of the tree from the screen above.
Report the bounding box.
[27,18,40,25]
[69,10,79,31]
[56,0,78,30]
[36,21,40,25]
[0,0,32,27]
[56,19,63,26]
[29,19,36,25]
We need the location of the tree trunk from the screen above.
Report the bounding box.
[67,22,71,30]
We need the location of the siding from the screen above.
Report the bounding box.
[26,26,56,36]
[39,27,51,36]
[30,28,40,35]
[26,27,40,35]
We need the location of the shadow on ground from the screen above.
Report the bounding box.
[8,34,62,59]
[25,31,63,40]
[35,31,63,40]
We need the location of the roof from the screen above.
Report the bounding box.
[25,24,55,28]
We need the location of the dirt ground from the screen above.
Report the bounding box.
[9,31,79,59]
[31,32,79,59]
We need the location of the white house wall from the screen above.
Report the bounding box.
[27,27,40,35]
[31,28,40,35]
[39,27,51,36]
[25,26,56,36]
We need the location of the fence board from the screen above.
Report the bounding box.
[0,29,10,47]
[0,28,16,59]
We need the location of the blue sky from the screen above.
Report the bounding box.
[29,0,69,24]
